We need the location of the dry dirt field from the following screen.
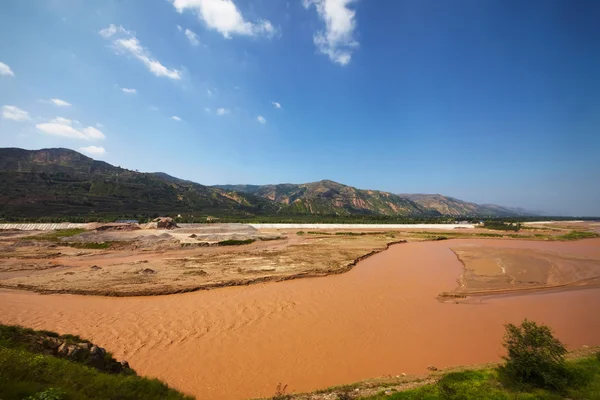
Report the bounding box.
[449,245,600,296]
[0,222,597,297]
[0,225,404,296]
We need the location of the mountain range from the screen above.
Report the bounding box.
[0,148,533,219]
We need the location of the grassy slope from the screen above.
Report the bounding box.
[0,324,192,400]
[362,355,600,400]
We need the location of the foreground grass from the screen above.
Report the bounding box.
[361,354,600,400]
[0,324,192,400]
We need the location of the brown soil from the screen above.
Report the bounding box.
[443,240,600,298]
[0,228,402,296]
[1,238,599,399]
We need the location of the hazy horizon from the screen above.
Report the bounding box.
[1,1,599,216]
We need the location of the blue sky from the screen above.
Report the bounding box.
[1,0,599,216]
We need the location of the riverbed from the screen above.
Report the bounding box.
[1,238,599,399]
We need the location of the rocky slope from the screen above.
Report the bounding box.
[400,194,529,217]
[218,180,435,216]
[216,182,529,217]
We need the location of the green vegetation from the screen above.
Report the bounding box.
[257,236,284,241]
[422,235,449,241]
[358,320,600,400]
[23,229,86,241]
[483,221,521,231]
[557,231,600,241]
[217,239,256,246]
[22,231,114,250]
[499,320,568,391]
[0,347,192,400]
[0,324,191,400]
[362,354,600,400]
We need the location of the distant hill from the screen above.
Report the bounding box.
[0,148,532,219]
[216,180,435,216]
[215,182,532,217]
[0,148,276,218]
[400,194,530,217]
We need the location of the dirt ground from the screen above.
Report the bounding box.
[0,226,403,296]
[0,222,596,297]
[451,246,600,292]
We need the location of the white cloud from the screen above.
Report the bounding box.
[216,107,230,116]
[52,117,73,125]
[272,101,282,109]
[206,88,213,96]
[2,105,30,121]
[79,145,105,155]
[0,61,14,76]
[99,24,130,38]
[83,126,105,139]
[50,98,72,107]
[303,0,359,65]
[204,107,211,113]
[184,28,201,46]
[36,117,106,140]
[172,115,182,121]
[99,24,182,80]
[96,123,104,128]
[257,115,266,124]
[177,25,183,32]
[170,0,277,39]
[121,87,137,94]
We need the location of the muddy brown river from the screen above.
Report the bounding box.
[1,239,600,399]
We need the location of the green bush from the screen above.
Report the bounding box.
[217,239,256,246]
[25,388,66,400]
[498,319,569,392]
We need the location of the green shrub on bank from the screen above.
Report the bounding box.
[363,320,599,400]
[499,319,569,392]
[217,239,256,246]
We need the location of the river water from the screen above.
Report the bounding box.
[1,239,599,399]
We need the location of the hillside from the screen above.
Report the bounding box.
[0,148,529,219]
[400,194,529,217]
[218,180,436,216]
[216,182,529,217]
[0,148,276,219]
